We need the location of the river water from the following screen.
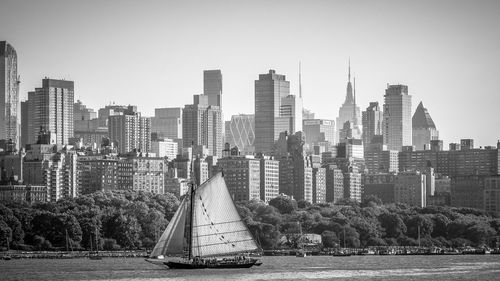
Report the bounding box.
[1,255,499,281]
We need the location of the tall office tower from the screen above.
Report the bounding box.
[151,107,182,140]
[412,102,439,150]
[383,84,412,151]
[108,108,151,154]
[27,79,74,145]
[254,70,290,154]
[362,102,383,147]
[20,101,29,147]
[0,41,20,149]
[303,119,335,149]
[336,61,361,142]
[203,70,222,107]
[225,114,255,154]
[280,94,303,133]
[183,95,223,157]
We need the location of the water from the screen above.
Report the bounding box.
[1,255,499,281]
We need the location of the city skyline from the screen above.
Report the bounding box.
[1,0,499,147]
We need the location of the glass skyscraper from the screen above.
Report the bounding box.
[0,41,19,149]
[383,84,412,151]
[254,70,290,154]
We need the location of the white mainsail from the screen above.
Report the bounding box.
[149,197,188,258]
[190,173,259,257]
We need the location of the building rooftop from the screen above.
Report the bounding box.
[412,101,436,129]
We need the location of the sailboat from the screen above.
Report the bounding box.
[146,172,262,269]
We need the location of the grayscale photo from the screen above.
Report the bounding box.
[0,0,499,280]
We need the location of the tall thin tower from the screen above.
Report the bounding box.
[0,41,20,149]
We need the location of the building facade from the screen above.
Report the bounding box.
[412,101,439,150]
[394,171,426,207]
[108,109,151,154]
[312,167,326,203]
[203,69,222,107]
[259,157,279,203]
[27,79,75,145]
[383,84,412,151]
[151,139,178,160]
[254,70,291,154]
[225,114,255,155]
[0,41,19,149]
[362,102,383,147]
[336,63,361,142]
[183,95,223,157]
[303,119,335,150]
[151,107,182,140]
[217,156,260,201]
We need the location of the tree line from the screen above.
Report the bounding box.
[1,191,499,251]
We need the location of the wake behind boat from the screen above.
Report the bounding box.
[146,172,262,269]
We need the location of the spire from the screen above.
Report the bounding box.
[344,59,354,104]
[353,76,357,124]
[353,76,356,107]
[348,57,351,82]
[299,61,302,98]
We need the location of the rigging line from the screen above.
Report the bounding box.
[195,229,249,238]
[193,220,244,228]
[192,238,256,248]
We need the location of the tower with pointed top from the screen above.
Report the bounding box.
[336,60,361,143]
[412,101,439,150]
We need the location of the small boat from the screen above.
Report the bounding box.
[295,249,307,258]
[146,173,262,269]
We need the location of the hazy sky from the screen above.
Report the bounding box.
[1,0,499,147]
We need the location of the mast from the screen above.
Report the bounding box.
[343,227,346,248]
[188,142,197,260]
[418,225,421,248]
[95,227,99,254]
[65,229,69,252]
[299,61,302,98]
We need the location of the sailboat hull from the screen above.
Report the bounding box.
[165,259,261,269]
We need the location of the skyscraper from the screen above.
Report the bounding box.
[27,79,74,145]
[362,102,383,147]
[225,114,255,154]
[0,41,20,149]
[412,101,439,150]
[203,70,222,107]
[254,70,291,154]
[302,119,335,148]
[108,107,151,154]
[383,84,412,151]
[151,107,182,140]
[183,95,223,157]
[336,61,361,142]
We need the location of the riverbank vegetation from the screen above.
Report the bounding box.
[1,191,499,251]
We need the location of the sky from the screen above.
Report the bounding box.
[1,0,499,147]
